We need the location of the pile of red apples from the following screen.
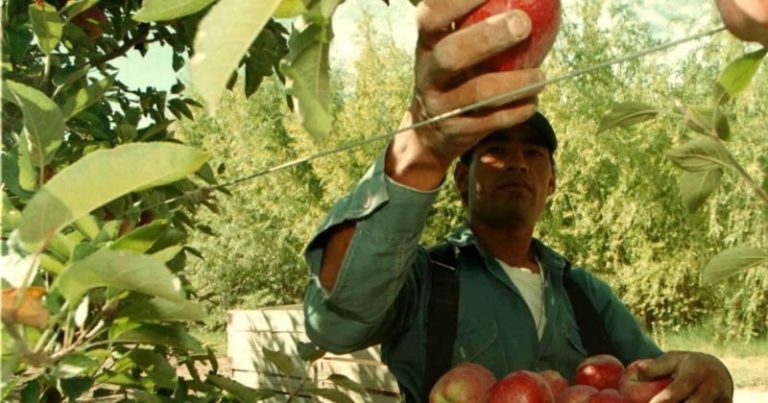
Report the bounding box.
[429,354,673,403]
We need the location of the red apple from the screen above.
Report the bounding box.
[429,362,496,403]
[457,0,562,72]
[72,5,107,39]
[539,370,568,396]
[556,385,598,403]
[573,355,625,391]
[617,362,672,403]
[487,370,555,403]
[587,389,632,403]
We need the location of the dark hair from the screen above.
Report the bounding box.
[459,111,558,166]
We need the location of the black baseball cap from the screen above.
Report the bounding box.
[459,111,558,164]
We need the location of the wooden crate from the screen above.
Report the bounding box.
[227,306,400,402]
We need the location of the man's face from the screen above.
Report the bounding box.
[455,125,556,228]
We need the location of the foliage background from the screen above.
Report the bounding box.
[178,3,768,339]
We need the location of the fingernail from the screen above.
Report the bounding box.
[506,10,531,39]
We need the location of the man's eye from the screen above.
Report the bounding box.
[525,149,545,158]
[486,147,506,155]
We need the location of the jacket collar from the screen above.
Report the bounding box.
[445,222,571,277]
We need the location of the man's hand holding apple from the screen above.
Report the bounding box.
[385,0,547,190]
[634,351,733,403]
[716,0,768,45]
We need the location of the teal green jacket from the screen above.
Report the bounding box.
[303,150,662,401]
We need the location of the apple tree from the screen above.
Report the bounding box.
[0,0,374,400]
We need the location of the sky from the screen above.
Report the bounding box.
[112,0,718,92]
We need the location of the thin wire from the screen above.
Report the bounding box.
[153,26,726,210]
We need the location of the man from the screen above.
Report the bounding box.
[303,0,734,401]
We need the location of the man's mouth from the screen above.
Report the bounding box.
[497,178,534,192]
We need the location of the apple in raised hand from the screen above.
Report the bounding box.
[457,0,562,72]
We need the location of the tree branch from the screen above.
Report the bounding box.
[89,24,152,68]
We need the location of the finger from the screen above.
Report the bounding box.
[416,0,487,34]
[437,99,538,138]
[685,382,720,403]
[649,377,698,403]
[638,352,683,379]
[428,69,544,113]
[428,10,531,84]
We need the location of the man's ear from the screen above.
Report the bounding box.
[548,173,556,196]
[454,161,469,203]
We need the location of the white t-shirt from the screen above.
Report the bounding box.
[496,259,547,340]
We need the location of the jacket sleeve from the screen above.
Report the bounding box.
[570,268,664,363]
[303,148,439,354]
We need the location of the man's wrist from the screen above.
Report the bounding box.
[384,111,453,191]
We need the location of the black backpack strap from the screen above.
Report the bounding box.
[561,261,616,356]
[423,243,460,402]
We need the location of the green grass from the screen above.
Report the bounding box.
[657,322,768,389]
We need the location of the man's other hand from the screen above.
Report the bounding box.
[635,351,733,403]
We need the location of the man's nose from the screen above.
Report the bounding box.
[503,149,529,172]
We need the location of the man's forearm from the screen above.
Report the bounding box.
[319,221,357,291]
[318,114,447,291]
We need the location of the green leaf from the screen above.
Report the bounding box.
[717,48,768,98]
[1,150,34,200]
[20,380,41,403]
[195,162,217,184]
[28,2,63,54]
[666,137,732,172]
[151,245,183,263]
[262,347,294,377]
[53,353,99,378]
[117,297,207,322]
[304,387,355,403]
[2,80,66,167]
[596,102,658,134]
[281,23,332,140]
[114,324,205,353]
[52,65,91,87]
[60,76,114,120]
[1,193,21,237]
[72,215,99,241]
[60,377,93,400]
[666,137,731,212]
[297,341,326,363]
[56,248,185,303]
[63,0,102,19]
[110,220,169,253]
[16,134,37,191]
[128,349,177,389]
[206,374,279,403]
[682,105,731,140]
[5,26,34,65]
[327,374,369,397]
[677,169,723,212]
[168,98,194,120]
[133,0,217,22]
[190,0,283,112]
[702,246,768,284]
[17,143,208,252]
